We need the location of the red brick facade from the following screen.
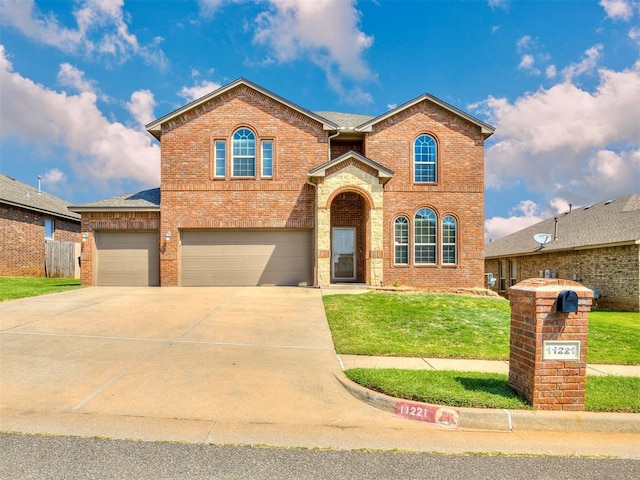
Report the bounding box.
[0,204,80,276]
[508,278,592,411]
[78,80,493,288]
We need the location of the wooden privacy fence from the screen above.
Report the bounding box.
[45,240,81,278]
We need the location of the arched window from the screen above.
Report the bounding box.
[442,216,457,264]
[414,208,436,264]
[232,128,256,177]
[414,134,437,183]
[394,216,409,265]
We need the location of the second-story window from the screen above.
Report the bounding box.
[261,140,273,178]
[414,134,437,183]
[232,128,255,177]
[214,140,226,177]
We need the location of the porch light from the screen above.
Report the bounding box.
[165,231,172,242]
[82,233,89,242]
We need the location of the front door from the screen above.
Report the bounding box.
[332,227,356,281]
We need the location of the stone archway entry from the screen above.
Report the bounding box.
[330,192,367,283]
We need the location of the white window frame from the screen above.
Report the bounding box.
[414,208,437,264]
[414,134,437,183]
[232,128,256,177]
[261,139,273,178]
[214,139,226,178]
[394,216,409,265]
[442,215,457,265]
[44,218,55,240]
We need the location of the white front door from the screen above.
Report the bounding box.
[332,227,356,281]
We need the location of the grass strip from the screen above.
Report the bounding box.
[344,368,640,412]
[0,276,82,301]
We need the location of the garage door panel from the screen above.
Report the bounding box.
[96,232,159,286]
[181,230,312,286]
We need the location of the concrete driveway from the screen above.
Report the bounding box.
[2,287,639,457]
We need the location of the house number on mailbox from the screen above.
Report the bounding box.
[543,340,581,361]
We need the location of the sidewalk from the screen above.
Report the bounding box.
[338,355,640,377]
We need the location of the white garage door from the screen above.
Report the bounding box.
[95,231,159,286]
[181,230,312,286]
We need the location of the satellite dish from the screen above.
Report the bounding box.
[533,233,553,249]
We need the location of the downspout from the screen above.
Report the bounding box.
[327,130,340,161]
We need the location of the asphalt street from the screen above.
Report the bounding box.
[2,433,639,480]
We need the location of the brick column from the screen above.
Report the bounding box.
[508,278,593,411]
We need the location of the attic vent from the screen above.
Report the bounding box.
[584,204,592,210]
[604,199,613,205]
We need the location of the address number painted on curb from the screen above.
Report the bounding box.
[395,401,460,428]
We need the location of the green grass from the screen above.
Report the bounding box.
[0,276,82,301]
[323,292,511,360]
[323,292,639,365]
[345,368,640,413]
[588,311,640,365]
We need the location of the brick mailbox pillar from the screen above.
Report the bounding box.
[508,278,593,411]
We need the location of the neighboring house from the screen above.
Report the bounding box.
[71,78,494,288]
[485,194,640,312]
[0,174,81,277]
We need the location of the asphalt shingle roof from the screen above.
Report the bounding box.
[69,188,160,211]
[314,111,375,129]
[485,194,640,258]
[0,174,80,221]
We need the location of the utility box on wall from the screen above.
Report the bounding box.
[508,278,593,411]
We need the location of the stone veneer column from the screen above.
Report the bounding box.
[508,278,593,411]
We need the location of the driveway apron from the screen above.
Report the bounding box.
[0,287,366,427]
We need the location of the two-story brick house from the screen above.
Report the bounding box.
[71,78,494,288]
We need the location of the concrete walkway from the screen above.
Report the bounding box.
[1,287,639,458]
[339,355,640,377]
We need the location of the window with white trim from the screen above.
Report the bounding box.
[414,134,437,183]
[232,128,255,177]
[394,216,409,264]
[261,140,273,178]
[442,216,457,264]
[214,140,226,177]
[414,208,436,264]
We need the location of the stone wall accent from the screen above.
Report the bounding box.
[486,244,640,312]
[0,204,80,276]
[508,278,593,411]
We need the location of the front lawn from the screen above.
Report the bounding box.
[0,276,82,301]
[323,292,640,365]
[344,368,640,413]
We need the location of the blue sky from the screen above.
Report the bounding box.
[1,0,638,239]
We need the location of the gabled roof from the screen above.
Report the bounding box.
[0,174,80,221]
[69,188,160,212]
[308,151,394,181]
[485,194,640,258]
[356,93,495,138]
[146,78,339,140]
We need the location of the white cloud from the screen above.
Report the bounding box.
[517,35,532,50]
[485,200,545,240]
[518,54,540,75]
[0,0,168,69]
[0,46,160,189]
[562,44,603,80]
[600,0,635,21]
[473,56,640,210]
[488,0,508,9]
[178,80,222,102]
[57,63,95,94]
[545,64,557,79]
[485,198,571,240]
[126,90,156,128]
[41,168,68,189]
[251,0,374,101]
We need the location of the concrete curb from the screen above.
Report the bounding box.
[335,375,640,433]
